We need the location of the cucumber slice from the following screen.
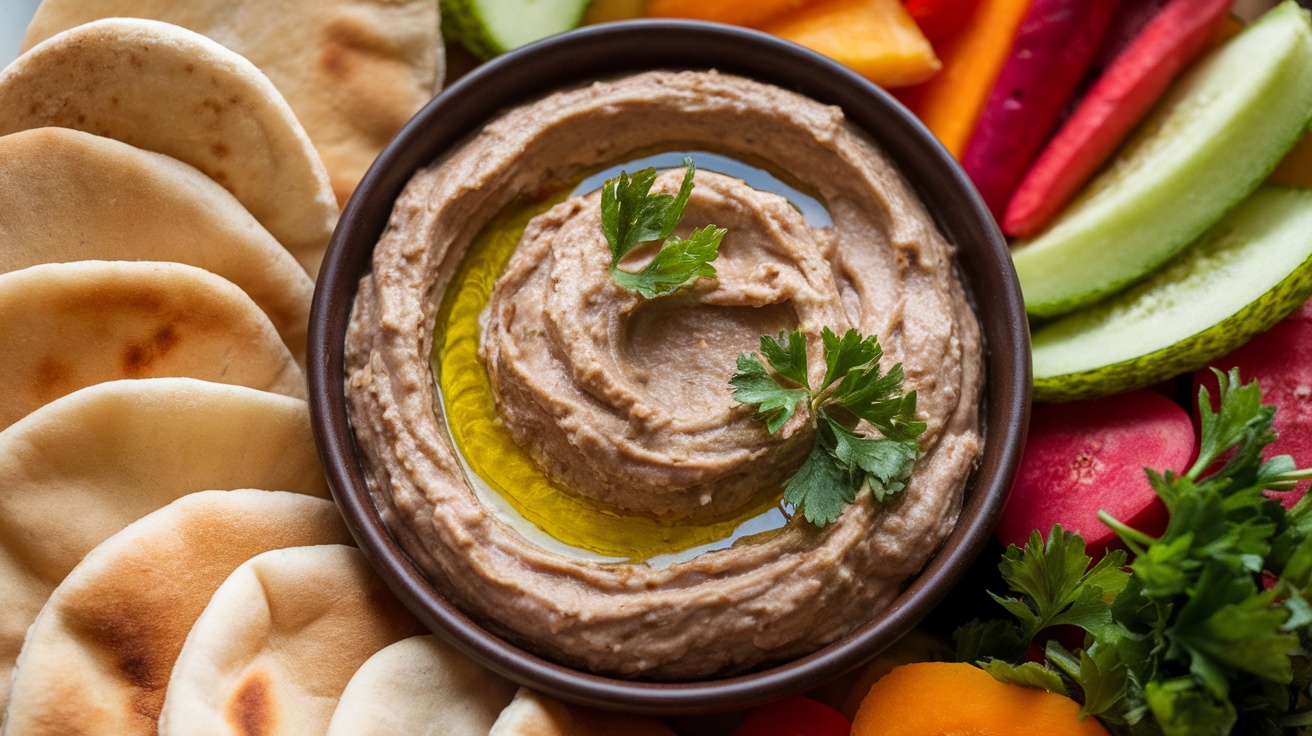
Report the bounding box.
[442,0,591,59]
[1011,0,1312,319]
[1031,186,1312,402]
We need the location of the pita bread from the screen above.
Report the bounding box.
[324,635,517,736]
[0,128,314,364]
[0,18,338,276]
[0,377,328,708]
[488,688,679,736]
[3,491,353,736]
[0,260,305,433]
[23,0,443,206]
[158,545,426,736]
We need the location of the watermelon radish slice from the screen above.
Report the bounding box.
[996,390,1195,556]
[1010,1,1312,318]
[1195,317,1312,508]
[1002,0,1232,238]
[960,0,1123,221]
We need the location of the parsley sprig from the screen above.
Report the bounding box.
[957,369,1312,736]
[600,160,726,299]
[730,327,925,527]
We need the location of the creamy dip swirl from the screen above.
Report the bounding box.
[345,70,984,679]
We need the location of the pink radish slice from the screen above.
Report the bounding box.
[961,0,1123,222]
[1195,317,1312,508]
[996,390,1195,556]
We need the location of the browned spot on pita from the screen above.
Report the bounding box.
[227,671,274,736]
[185,63,195,73]
[319,16,392,83]
[211,141,230,159]
[31,354,73,403]
[63,602,169,719]
[121,324,180,375]
[128,53,142,68]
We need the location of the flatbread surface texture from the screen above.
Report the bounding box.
[22,0,444,206]
[0,377,328,708]
[0,18,338,276]
[158,545,427,736]
[0,128,314,363]
[0,260,305,433]
[324,634,518,736]
[3,491,353,736]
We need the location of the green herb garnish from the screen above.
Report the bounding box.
[729,327,925,528]
[957,369,1312,735]
[600,159,726,299]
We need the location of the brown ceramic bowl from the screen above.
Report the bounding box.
[308,19,1030,717]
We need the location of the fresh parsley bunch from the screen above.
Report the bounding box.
[957,369,1312,736]
[600,159,726,298]
[730,327,925,527]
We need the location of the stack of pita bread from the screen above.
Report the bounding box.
[0,5,680,735]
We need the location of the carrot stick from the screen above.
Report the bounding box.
[894,0,1035,158]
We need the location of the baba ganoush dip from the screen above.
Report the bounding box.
[345,70,984,679]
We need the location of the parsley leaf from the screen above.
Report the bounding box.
[958,368,1312,736]
[600,160,725,298]
[729,328,925,527]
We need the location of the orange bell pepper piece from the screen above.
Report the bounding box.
[758,0,941,88]
[646,0,818,27]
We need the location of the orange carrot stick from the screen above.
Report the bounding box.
[894,0,1036,158]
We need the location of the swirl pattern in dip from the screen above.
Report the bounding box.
[345,70,984,679]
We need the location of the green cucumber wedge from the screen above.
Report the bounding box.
[442,0,591,59]
[1011,0,1312,319]
[1031,186,1312,402]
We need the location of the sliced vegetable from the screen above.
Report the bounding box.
[839,630,950,719]
[759,0,940,88]
[646,0,815,27]
[850,662,1110,736]
[996,390,1193,556]
[961,0,1123,221]
[1011,1,1312,318]
[442,0,591,59]
[583,0,647,23]
[1030,186,1312,402]
[732,696,850,736]
[1196,317,1312,508]
[892,0,1034,157]
[1002,0,1233,238]
[903,0,983,43]
[1271,128,1312,188]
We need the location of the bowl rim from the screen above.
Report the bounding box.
[308,18,1031,716]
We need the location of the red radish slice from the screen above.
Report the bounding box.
[1195,317,1312,508]
[1002,0,1232,238]
[996,390,1195,556]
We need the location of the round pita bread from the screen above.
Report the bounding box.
[0,128,313,364]
[0,377,328,709]
[4,491,353,736]
[158,545,426,736]
[488,688,679,736]
[0,18,339,276]
[23,0,443,206]
[324,635,517,736]
[0,260,305,433]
